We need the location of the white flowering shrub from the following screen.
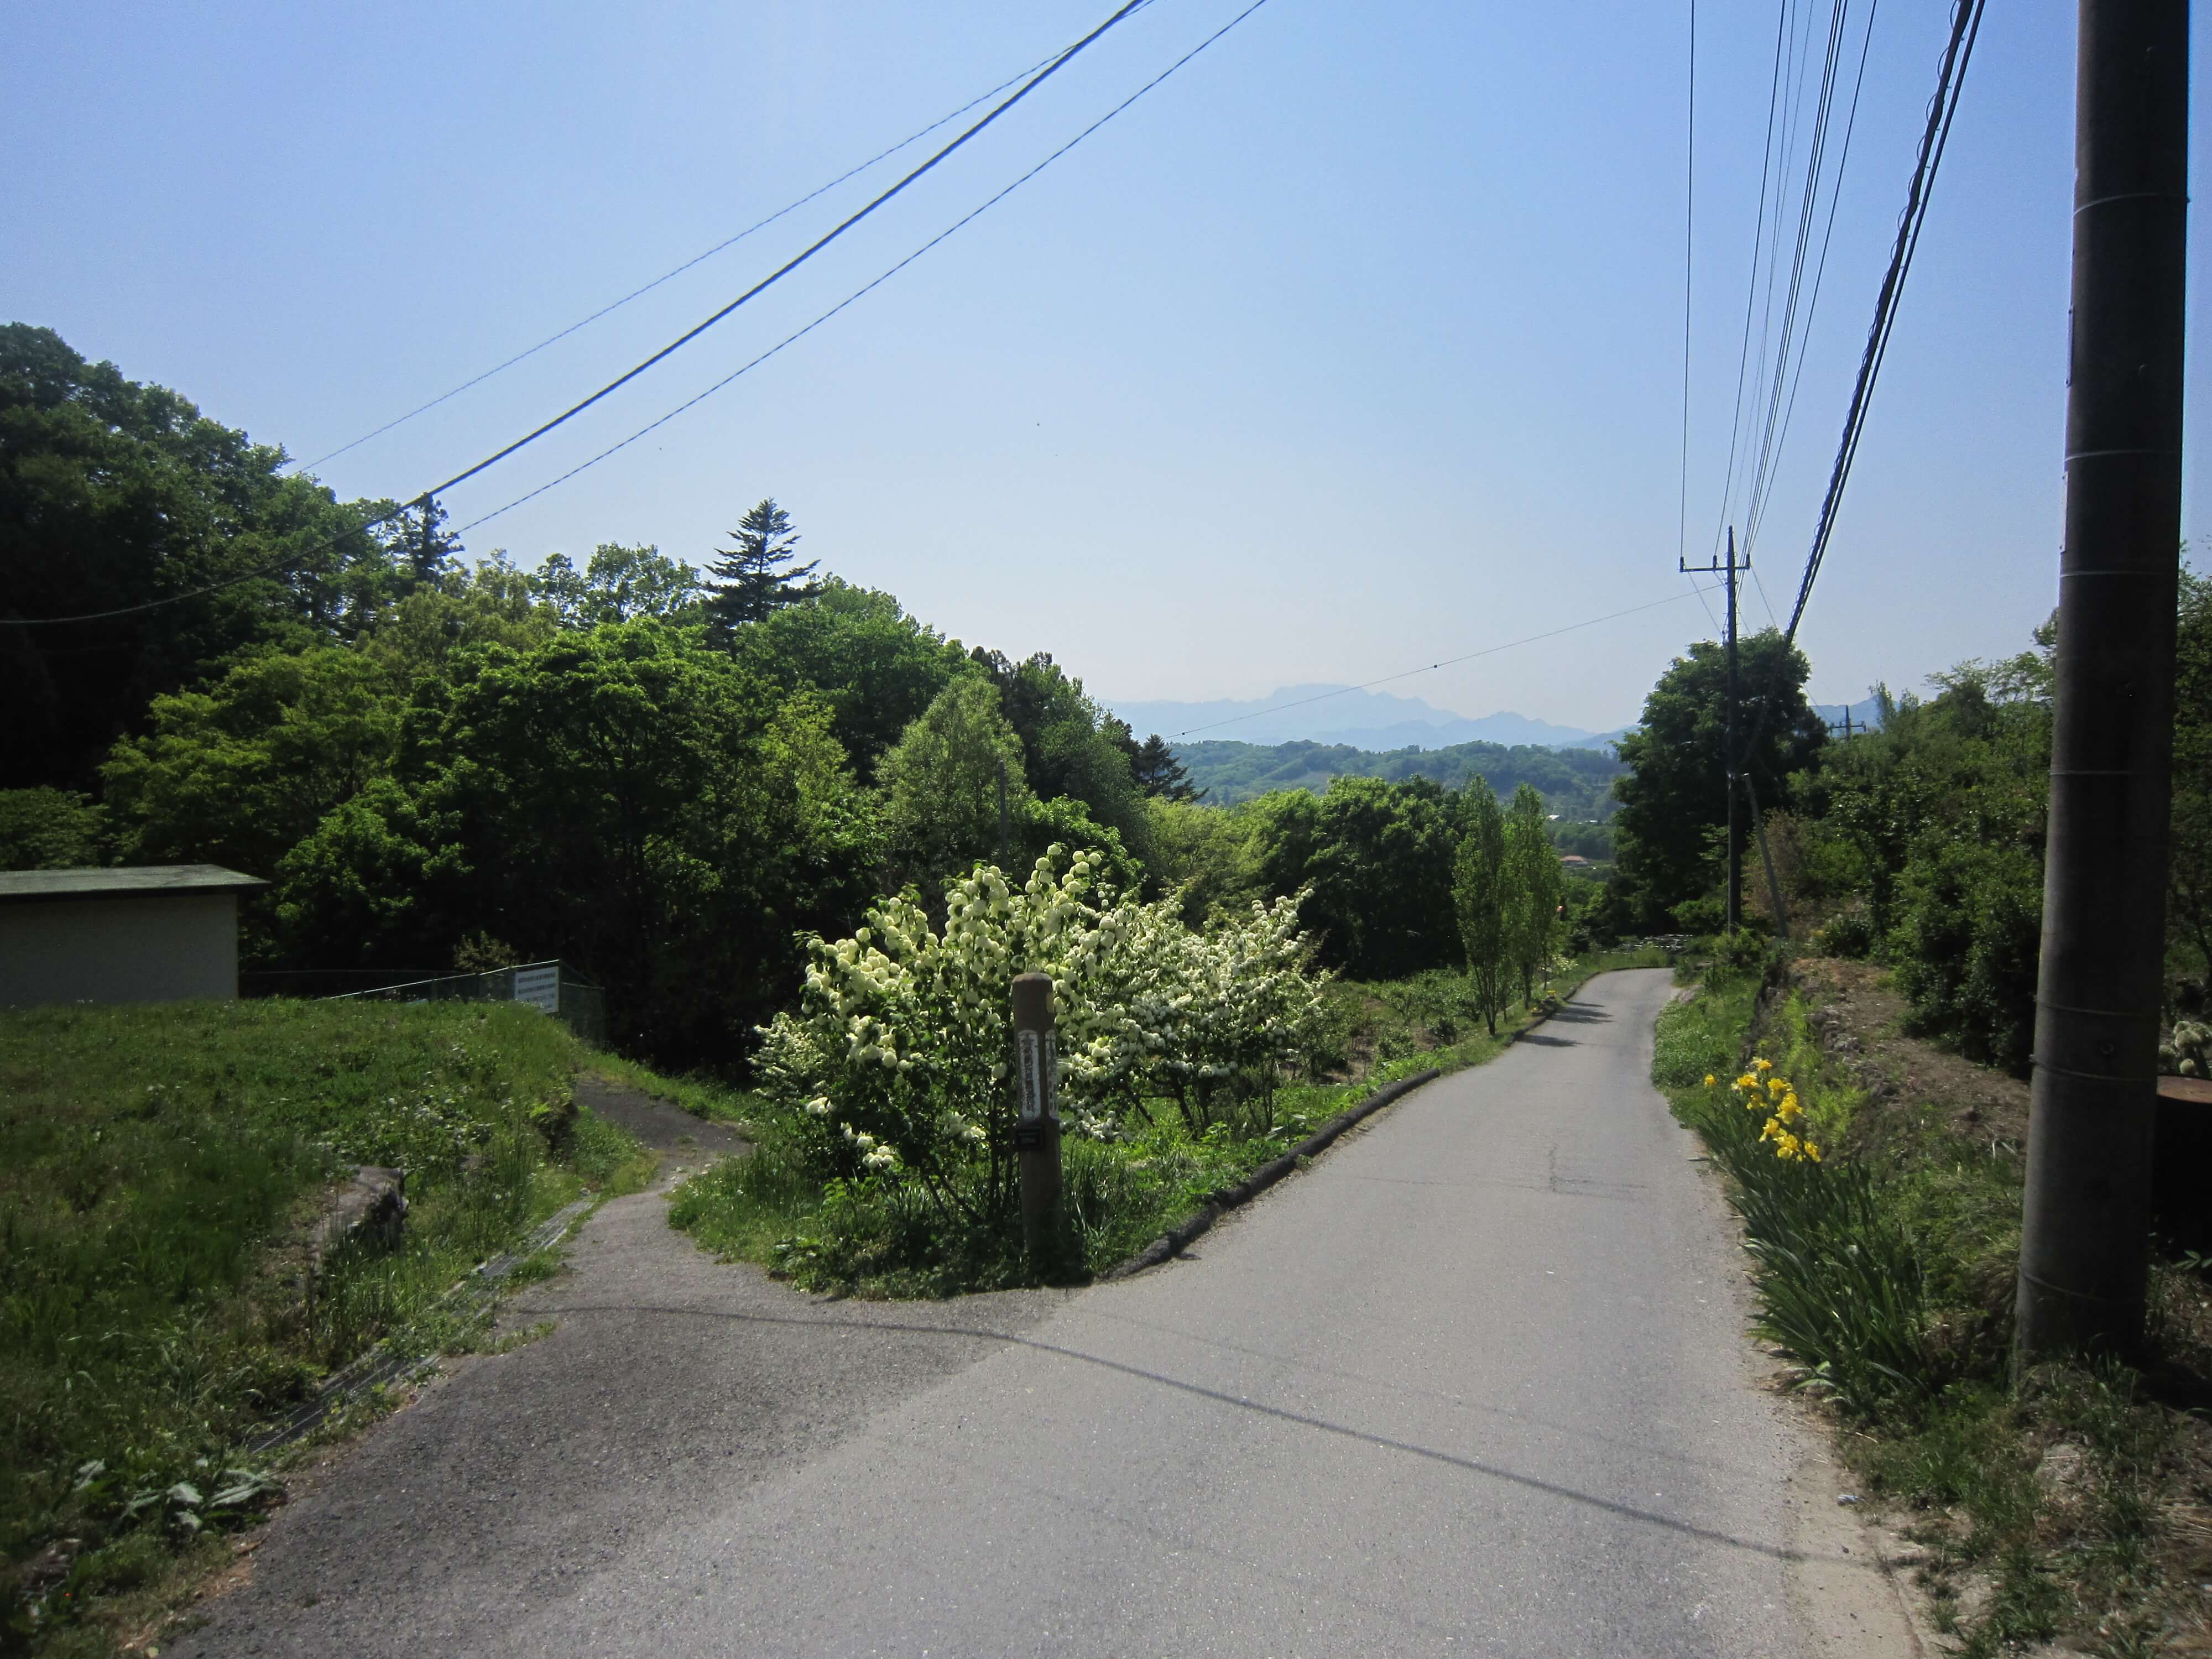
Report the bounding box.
[754,846,1327,1227]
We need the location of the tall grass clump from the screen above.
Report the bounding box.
[1655,974,1933,1419]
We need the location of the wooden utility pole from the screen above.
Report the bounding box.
[2015,0,2188,1364]
[1682,529,1747,930]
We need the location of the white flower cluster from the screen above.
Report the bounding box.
[755,847,1327,1210]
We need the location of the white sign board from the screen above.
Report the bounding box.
[512,964,560,1015]
[1016,1029,1058,1121]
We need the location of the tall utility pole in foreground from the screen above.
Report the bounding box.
[1683,530,1746,931]
[2015,0,2189,1364]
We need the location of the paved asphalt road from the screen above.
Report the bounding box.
[181,969,1880,1657]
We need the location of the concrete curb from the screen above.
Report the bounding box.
[1101,1068,1442,1281]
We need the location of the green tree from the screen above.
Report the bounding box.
[2168,567,2212,993]
[1301,775,1462,978]
[100,647,401,882]
[1781,634,2055,1070]
[0,787,107,870]
[1125,731,1206,801]
[385,495,465,589]
[728,580,971,781]
[1454,779,1509,1033]
[1247,787,1324,900]
[2,326,403,789]
[535,543,702,628]
[1144,796,1260,924]
[703,498,819,638]
[877,675,1034,889]
[358,552,557,681]
[1606,628,1826,932]
[273,776,447,968]
[378,622,873,1059]
[971,649,1152,867]
[1502,782,1564,1005]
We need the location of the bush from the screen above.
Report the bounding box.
[1813,902,1877,959]
[1673,895,1726,934]
[1891,838,2042,1073]
[754,846,1327,1236]
[0,789,106,871]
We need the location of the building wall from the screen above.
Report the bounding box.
[0,894,241,1008]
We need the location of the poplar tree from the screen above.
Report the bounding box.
[1454,779,1509,1035]
[1503,783,1564,1008]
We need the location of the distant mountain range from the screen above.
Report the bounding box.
[1104,685,1632,753]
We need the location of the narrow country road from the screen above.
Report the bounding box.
[181,970,1898,1657]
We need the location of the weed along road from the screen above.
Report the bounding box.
[181,969,1892,1657]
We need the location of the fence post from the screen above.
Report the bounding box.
[1011,973,1061,1263]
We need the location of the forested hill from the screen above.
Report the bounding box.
[1173,738,1626,815]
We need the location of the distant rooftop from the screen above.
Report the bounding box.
[0,865,267,904]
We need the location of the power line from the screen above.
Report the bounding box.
[1741,0,1879,555]
[456,0,1275,540]
[1676,0,1697,576]
[414,0,1152,509]
[1678,1,1723,642]
[1167,589,1721,740]
[9,0,1244,629]
[288,40,1094,474]
[1736,0,1858,558]
[1707,0,1797,562]
[1780,0,1984,641]
[1718,0,1986,780]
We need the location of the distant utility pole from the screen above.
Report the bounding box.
[2015,0,2188,1364]
[1683,528,1746,931]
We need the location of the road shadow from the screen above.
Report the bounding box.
[533,1301,1846,1571]
[1546,1000,1613,1025]
[1516,1032,1578,1048]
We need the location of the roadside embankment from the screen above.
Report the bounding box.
[1656,954,2212,1657]
[0,998,661,1656]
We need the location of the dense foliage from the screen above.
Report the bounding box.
[1601,628,1827,934]
[0,329,1624,1071]
[1609,578,2211,1068]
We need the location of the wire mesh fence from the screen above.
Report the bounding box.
[241,961,607,1047]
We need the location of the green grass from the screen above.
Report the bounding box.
[0,998,651,1656]
[1653,961,2183,1656]
[670,949,1668,1298]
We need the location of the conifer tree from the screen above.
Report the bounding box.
[703,498,820,640]
[1503,783,1564,1007]
[1128,732,1204,802]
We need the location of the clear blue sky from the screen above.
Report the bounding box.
[7,1,2209,731]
